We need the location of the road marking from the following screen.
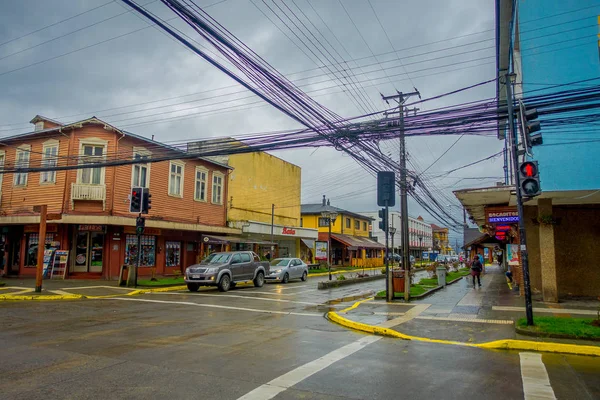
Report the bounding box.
[379,303,431,328]
[237,335,381,400]
[493,306,598,316]
[268,285,311,291]
[110,297,322,317]
[51,289,74,296]
[248,289,316,296]
[519,352,556,399]
[416,316,514,325]
[150,292,320,306]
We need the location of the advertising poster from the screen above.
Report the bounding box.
[507,244,520,266]
[315,241,328,260]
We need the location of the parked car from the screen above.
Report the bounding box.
[266,258,308,283]
[184,251,270,292]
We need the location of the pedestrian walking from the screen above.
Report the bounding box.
[470,256,482,288]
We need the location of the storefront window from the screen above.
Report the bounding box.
[125,235,156,267]
[25,233,54,267]
[165,241,181,267]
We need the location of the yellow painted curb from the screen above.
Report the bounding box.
[0,294,85,301]
[327,307,600,357]
[340,297,373,313]
[309,267,381,278]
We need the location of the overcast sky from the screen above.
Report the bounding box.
[0,0,504,246]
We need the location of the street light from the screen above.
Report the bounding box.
[321,210,338,280]
[418,235,423,261]
[389,226,397,266]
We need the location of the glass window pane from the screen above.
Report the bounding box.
[92,168,101,185]
[140,166,147,187]
[84,146,93,156]
[81,168,90,184]
[94,146,103,156]
[133,166,140,187]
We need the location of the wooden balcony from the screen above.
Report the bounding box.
[71,183,106,210]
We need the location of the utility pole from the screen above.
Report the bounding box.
[271,203,275,256]
[34,205,47,293]
[382,90,420,302]
[505,73,534,326]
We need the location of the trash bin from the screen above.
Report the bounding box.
[392,269,405,293]
[436,266,447,287]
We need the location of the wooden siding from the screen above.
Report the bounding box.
[0,123,228,227]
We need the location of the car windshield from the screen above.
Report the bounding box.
[203,253,231,264]
[270,259,289,267]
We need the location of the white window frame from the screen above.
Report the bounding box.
[131,147,151,189]
[34,121,44,131]
[194,166,208,202]
[211,171,224,205]
[0,150,5,189]
[13,145,31,187]
[77,138,108,185]
[168,160,185,198]
[40,139,59,184]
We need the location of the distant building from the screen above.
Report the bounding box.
[360,212,433,258]
[431,224,451,255]
[301,196,384,266]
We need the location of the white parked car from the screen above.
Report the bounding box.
[265,258,308,283]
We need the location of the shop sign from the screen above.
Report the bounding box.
[124,226,161,235]
[486,207,519,224]
[24,224,58,233]
[78,224,105,232]
[315,241,328,260]
[282,227,296,235]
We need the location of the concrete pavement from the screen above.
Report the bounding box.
[1,277,599,399]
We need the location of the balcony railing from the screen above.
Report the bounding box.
[71,183,106,210]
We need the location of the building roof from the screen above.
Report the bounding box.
[301,203,374,221]
[1,116,231,170]
[430,224,448,232]
[330,234,385,250]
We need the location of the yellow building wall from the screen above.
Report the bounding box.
[301,214,370,237]
[227,152,301,226]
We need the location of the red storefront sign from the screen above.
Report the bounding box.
[282,227,296,235]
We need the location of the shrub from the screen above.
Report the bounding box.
[337,274,346,281]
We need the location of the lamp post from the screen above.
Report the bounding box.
[321,210,338,280]
[418,235,423,262]
[389,227,397,266]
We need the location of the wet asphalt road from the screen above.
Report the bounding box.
[1,280,599,400]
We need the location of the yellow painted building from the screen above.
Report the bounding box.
[432,224,451,254]
[301,197,385,267]
[188,140,318,260]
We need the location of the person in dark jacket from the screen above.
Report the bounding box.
[470,256,482,288]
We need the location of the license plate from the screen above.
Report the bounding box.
[191,274,200,279]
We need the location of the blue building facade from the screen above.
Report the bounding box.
[517,1,600,191]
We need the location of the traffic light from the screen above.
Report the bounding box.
[130,187,143,213]
[377,171,395,207]
[378,208,388,231]
[518,101,542,150]
[142,188,152,214]
[519,161,541,197]
[136,216,145,235]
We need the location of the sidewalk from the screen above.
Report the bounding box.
[328,264,600,354]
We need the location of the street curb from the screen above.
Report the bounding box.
[318,274,384,290]
[309,267,381,278]
[515,327,600,342]
[325,292,375,305]
[327,304,600,357]
[0,294,85,301]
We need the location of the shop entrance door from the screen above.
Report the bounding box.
[74,231,104,273]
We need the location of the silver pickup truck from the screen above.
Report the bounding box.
[184,251,270,292]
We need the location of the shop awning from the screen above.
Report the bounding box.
[202,235,275,245]
[301,239,315,249]
[330,234,385,250]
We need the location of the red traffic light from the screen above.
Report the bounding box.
[520,161,537,178]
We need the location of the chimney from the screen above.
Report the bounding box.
[327,199,330,206]
[322,195,326,206]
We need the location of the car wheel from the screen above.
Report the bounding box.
[282,273,289,284]
[253,271,264,287]
[187,283,200,292]
[218,274,231,292]
[301,271,307,282]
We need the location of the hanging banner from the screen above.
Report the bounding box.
[315,241,328,261]
[506,244,520,266]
